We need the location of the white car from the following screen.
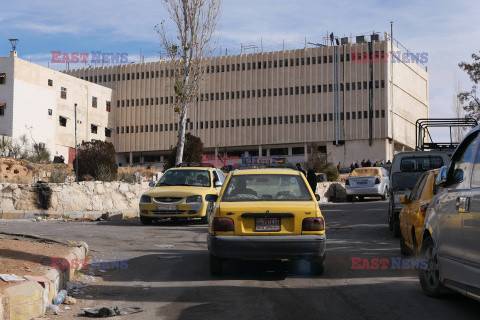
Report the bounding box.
[345,167,389,201]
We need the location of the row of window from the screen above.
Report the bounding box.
[81,51,386,84]
[116,81,386,108]
[58,116,112,137]
[116,110,386,134]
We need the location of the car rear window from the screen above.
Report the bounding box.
[399,157,444,172]
[392,172,423,189]
[221,174,312,202]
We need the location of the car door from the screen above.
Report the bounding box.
[435,131,478,286]
[463,132,480,296]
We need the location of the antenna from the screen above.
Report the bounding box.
[8,39,19,51]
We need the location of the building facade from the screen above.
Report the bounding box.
[64,34,429,167]
[0,51,113,162]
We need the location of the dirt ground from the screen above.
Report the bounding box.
[0,237,74,291]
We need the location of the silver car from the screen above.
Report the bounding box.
[419,125,480,301]
[345,167,389,201]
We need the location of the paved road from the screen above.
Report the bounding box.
[1,201,478,319]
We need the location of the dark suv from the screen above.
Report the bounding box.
[419,125,480,301]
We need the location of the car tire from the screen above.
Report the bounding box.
[358,196,364,201]
[388,206,394,231]
[310,260,325,275]
[140,216,153,225]
[209,254,223,276]
[346,195,354,202]
[418,237,448,297]
[201,202,214,224]
[393,219,400,238]
[400,231,413,256]
[381,188,388,201]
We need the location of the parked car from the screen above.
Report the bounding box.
[207,168,326,275]
[399,169,439,255]
[345,167,389,201]
[418,125,480,301]
[388,151,450,237]
[138,165,225,225]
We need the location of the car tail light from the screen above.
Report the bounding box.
[420,204,429,215]
[212,217,234,232]
[375,177,381,184]
[345,179,350,185]
[302,217,325,231]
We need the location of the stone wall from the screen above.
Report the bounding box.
[0,181,346,217]
[0,181,149,214]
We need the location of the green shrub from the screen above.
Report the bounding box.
[74,140,118,181]
[165,133,203,169]
[325,167,339,182]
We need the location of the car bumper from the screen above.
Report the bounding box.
[346,185,383,196]
[139,202,207,218]
[208,234,326,261]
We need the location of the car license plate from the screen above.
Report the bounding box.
[255,218,280,232]
[357,180,368,184]
[157,205,177,211]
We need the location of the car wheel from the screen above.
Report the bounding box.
[201,202,214,224]
[419,237,448,297]
[358,196,364,201]
[310,260,325,275]
[388,205,394,231]
[381,188,388,201]
[140,216,153,225]
[209,253,223,276]
[400,231,413,256]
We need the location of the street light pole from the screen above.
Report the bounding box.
[74,103,79,182]
[390,22,395,159]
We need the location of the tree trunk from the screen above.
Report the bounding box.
[175,108,188,165]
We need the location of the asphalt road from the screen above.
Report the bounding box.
[1,201,478,319]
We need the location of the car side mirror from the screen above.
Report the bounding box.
[214,181,223,188]
[206,194,219,202]
[315,194,320,201]
[401,195,407,204]
[435,165,448,186]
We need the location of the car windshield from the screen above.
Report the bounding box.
[399,157,444,172]
[392,172,423,189]
[221,174,312,202]
[156,169,211,187]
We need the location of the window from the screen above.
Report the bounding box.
[48,79,53,86]
[346,112,350,120]
[364,111,368,119]
[375,110,380,118]
[0,103,5,116]
[48,109,52,116]
[60,87,67,99]
[381,110,386,118]
[352,111,356,119]
[381,80,385,88]
[91,124,98,134]
[92,97,97,108]
[59,116,67,127]
[449,132,478,185]
[329,113,333,121]
[105,128,112,137]
[358,111,362,119]
[106,101,111,112]
[352,82,356,90]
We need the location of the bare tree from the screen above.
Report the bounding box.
[451,74,466,142]
[156,0,222,166]
[458,51,480,120]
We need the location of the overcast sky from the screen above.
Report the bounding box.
[1,0,479,127]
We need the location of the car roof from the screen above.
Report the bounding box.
[168,167,214,171]
[232,168,299,175]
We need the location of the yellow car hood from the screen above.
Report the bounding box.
[143,186,212,198]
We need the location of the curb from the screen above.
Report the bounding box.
[0,241,89,320]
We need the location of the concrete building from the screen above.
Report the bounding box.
[63,34,428,167]
[0,51,113,162]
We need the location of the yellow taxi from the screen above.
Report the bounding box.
[399,169,439,255]
[138,165,225,225]
[207,168,326,275]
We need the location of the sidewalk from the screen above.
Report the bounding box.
[0,233,88,320]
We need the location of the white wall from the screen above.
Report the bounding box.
[0,57,14,136]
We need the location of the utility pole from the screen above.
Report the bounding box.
[390,22,395,159]
[74,103,79,182]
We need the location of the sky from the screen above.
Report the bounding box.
[1,0,479,138]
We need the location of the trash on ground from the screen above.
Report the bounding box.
[0,274,27,282]
[46,304,61,315]
[53,290,67,305]
[78,306,144,318]
[64,296,77,305]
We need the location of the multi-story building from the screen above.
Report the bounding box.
[65,33,428,167]
[0,51,113,162]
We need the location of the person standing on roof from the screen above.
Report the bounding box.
[330,32,335,46]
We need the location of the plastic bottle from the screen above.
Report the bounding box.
[53,290,67,305]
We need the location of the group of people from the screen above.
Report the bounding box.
[349,159,391,172]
